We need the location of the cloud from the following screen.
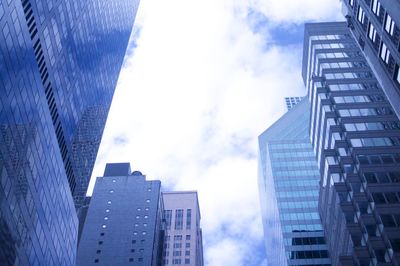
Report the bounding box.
[90,0,342,265]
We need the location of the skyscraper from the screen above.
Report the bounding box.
[258,99,331,266]
[0,0,139,264]
[162,191,204,266]
[342,0,400,118]
[303,22,400,265]
[285,96,304,111]
[77,163,165,266]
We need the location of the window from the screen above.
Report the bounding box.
[164,210,172,229]
[138,258,143,262]
[174,235,182,241]
[385,14,395,35]
[102,225,106,228]
[105,209,110,213]
[146,199,150,203]
[396,65,400,84]
[186,209,191,229]
[357,6,365,24]
[368,23,377,42]
[185,235,191,240]
[175,209,184,230]
[380,42,390,64]
[371,0,381,15]
[185,250,190,256]
[129,258,134,262]
[109,190,114,193]
[349,0,354,7]
[100,233,105,236]
[185,258,190,264]
[94,259,99,263]
[185,243,190,248]
[96,250,101,254]
[98,241,103,245]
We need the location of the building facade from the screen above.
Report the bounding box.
[302,22,400,265]
[77,163,164,266]
[285,96,304,111]
[162,191,204,266]
[0,0,139,264]
[258,99,331,266]
[342,0,400,117]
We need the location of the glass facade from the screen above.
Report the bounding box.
[303,22,400,265]
[258,99,331,266]
[0,0,139,264]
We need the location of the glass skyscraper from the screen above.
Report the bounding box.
[302,22,400,265]
[258,99,331,265]
[0,0,139,264]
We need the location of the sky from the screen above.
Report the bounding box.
[90,1,342,265]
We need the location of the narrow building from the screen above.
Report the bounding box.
[162,191,204,266]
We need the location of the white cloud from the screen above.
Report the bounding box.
[90,0,342,265]
[247,0,343,25]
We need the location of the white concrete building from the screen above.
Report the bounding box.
[162,191,204,266]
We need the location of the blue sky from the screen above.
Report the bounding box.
[90,1,343,265]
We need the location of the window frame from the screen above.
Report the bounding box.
[371,0,381,16]
[384,13,395,36]
[357,6,365,24]
[368,23,377,42]
[379,42,390,64]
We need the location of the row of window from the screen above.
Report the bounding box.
[163,258,191,265]
[276,190,319,199]
[373,192,400,205]
[350,137,399,147]
[358,153,400,165]
[338,107,393,117]
[278,200,318,210]
[364,172,400,184]
[344,121,400,131]
[163,250,191,257]
[164,242,191,249]
[280,212,320,221]
[282,224,323,233]
[164,209,192,230]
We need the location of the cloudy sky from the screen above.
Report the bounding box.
[90,1,342,265]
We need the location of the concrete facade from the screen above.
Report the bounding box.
[162,191,204,266]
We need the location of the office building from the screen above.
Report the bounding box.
[302,22,400,265]
[162,191,204,266]
[0,0,139,264]
[258,99,331,266]
[285,96,304,110]
[342,0,400,118]
[77,163,164,265]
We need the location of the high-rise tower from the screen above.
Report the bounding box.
[258,99,331,266]
[77,163,165,266]
[0,0,139,264]
[303,22,400,265]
